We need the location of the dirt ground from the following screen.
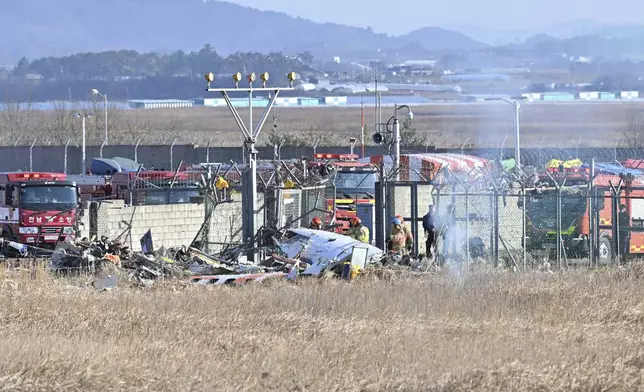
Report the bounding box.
[2,265,644,391]
[126,101,644,148]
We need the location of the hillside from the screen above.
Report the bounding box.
[400,27,488,51]
[0,0,485,65]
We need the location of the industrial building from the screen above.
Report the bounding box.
[127,99,194,109]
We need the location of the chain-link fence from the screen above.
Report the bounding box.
[380,174,644,270]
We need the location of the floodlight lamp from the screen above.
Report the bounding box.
[407,110,414,121]
[232,72,242,88]
[248,72,256,83]
[372,133,384,144]
[261,72,269,87]
[287,71,296,86]
[205,73,215,82]
[91,89,100,95]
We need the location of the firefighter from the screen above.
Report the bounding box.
[346,217,369,244]
[284,177,295,189]
[422,208,435,259]
[215,176,229,200]
[388,217,410,254]
[309,217,323,230]
[393,214,413,253]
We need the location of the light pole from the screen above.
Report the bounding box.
[392,104,414,180]
[371,105,414,181]
[487,96,528,169]
[91,88,108,145]
[204,71,296,262]
[76,113,92,174]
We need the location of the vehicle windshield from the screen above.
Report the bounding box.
[134,189,200,205]
[20,185,77,211]
[335,172,376,195]
[525,190,587,230]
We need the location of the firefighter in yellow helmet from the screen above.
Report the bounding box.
[215,176,229,200]
[346,217,369,244]
[284,177,295,189]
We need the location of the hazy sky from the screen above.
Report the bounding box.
[225,0,641,35]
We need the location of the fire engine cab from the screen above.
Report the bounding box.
[308,153,378,233]
[0,172,79,245]
[525,165,644,262]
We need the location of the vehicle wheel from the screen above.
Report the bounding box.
[599,236,613,264]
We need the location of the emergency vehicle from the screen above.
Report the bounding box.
[0,172,79,245]
[524,164,644,262]
[309,153,378,233]
[74,170,203,205]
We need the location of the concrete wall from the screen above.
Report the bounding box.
[88,200,207,249]
[77,192,262,252]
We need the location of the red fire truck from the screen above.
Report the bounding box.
[308,153,378,233]
[524,165,644,262]
[0,172,79,245]
[74,170,203,205]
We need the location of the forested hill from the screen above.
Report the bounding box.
[0,0,484,64]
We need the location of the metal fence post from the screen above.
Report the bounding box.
[63,138,71,174]
[521,184,527,270]
[134,139,141,162]
[556,186,562,269]
[29,138,37,171]
[493,187,499,267]
[465,186,470,267]
[589,159,595,267]
[608,179,623,265]
[170,138,177,170]
[206,138,212,163]
[411,183,419,256]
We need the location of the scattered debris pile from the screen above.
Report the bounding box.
[2,226,428,288]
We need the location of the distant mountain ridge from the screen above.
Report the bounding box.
[449,20,644,45]
[0,0,485,65]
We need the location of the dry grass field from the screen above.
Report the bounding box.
[131,101,644,148]
[4,101,644,148]
[2,265,644,391]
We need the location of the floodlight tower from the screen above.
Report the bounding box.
[204,71,296,262]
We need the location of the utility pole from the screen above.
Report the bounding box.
[360,100,365,157]
[392,104,413,181]
[392,117,401,180]
[204,71,296,263]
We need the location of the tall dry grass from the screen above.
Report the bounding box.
[3,101,643,148]
[1,265,644,391]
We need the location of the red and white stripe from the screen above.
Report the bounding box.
[359,153,489,181]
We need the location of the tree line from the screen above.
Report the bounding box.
[1,45,314,101]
